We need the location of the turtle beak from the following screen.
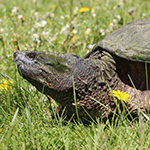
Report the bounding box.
[14,51,40,66]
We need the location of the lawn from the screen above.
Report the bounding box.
[1,0,150,149]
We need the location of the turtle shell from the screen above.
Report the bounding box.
[86,18,150,62]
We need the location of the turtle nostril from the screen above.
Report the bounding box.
[14,51,19,58]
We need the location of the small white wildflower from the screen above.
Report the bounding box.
[115,15,121,20]
[37,39,40,44]
[142,13,147,17]
[99,28,105,36]
[0,28,4,32]
[106,28,111,33]
[113,19,118,24]
[60,16,64,19]
[35,20,47,27]
[32,33,39,39]
[42,31,50,36]
[128,7,136,13]
[5,33,8,36]
[110,22,114,27]
[28,31,30,34]
[83,20,87,24]
[32,33,40,43]
[18,15,23,19]
[32,0,36,3]
[10,27,13,30]
[87,44,95,49]
[61,24,70,35]
[7,55,11,58]
[72,29,78,34]
[29,86,35,92]
[24,47,27,50]
[85,28,91,36]
[44,99,47,102]
[73,7,79,15]
[34,12,39,18]
[3,8,6,12]
[92,13,96,17]
[11,6,19,15]
[49,13,55,18]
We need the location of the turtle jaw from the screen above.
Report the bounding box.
[14,51,43,80]
[14,51,74,93]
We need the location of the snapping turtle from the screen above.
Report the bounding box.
[14,19,150,121]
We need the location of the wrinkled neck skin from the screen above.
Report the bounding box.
[85,49,150,118]
[113,55,150,113]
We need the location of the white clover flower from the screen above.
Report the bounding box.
[34,12,39,18]
[60,16,64,19]
[32,33,39,40]
[32,33,40,43]
[99,28,105,36]
[83,20,87,24]
[92,13,96,17]
[72,29,78,34]
[29,86,35,92]
[5,33,8,36]
[35,20,47,27]
[128,7,136,14]
[85,28,91,36]
[11,6,19,15]
[24,47,27,50]
[87,44,95,49]
[115,15,121,20]
[0,28,4,32]
[106,28,111,33]
[32,0,36,3]
[113,19,118,24]
[109,22,114,27]
[42,31,50,36]
[61,23,70,35]
[18,15,23,19]
[49,13,55,18]
[36,39,40,43]
[142,13,147,17]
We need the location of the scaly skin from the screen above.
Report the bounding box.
[14,50,150,121]
[14,51,118,120]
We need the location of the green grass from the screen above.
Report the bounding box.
[1,0,150,149]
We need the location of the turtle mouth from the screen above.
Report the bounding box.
[14,51,40,66]
[14,51,42,77]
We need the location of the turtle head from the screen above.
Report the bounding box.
[14,51,82,95]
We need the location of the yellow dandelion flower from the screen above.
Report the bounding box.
[51,5,56,9]
[0,129,4,133]
[0,79,13,91]
[80,7,90,13]
[110,90,131,103]
[72,36,77,44]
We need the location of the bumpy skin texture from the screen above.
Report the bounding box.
[14,51,118,120]
[14,19,150,121]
